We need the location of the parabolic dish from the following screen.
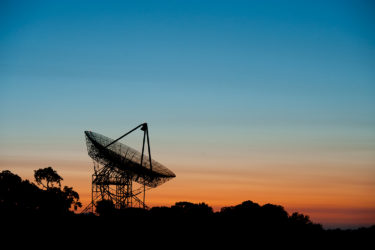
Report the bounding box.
[85,131,176,188]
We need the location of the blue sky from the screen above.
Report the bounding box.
[1,0,374,147]
[0,0,375,227]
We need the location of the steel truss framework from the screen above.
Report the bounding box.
[91,161,149,210]
[82,123,175,214]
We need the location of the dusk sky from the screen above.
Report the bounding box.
[1,0,374,228]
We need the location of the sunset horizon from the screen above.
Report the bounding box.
[1,0,374,230]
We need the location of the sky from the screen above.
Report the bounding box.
[1,0,375,228]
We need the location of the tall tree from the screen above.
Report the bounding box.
[34,167,63,189]
[62,186,82,211]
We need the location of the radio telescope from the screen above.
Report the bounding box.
[82,123,175,213]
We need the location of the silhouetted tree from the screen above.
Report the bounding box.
[220,200,264,228]
[96,199,115,216]
[220,200,295,231]
[289,212,313,225]
[34,167,63,189]
[0,170,41,214]
[62,186,82,211]
[172,201,213,216]
[0,170,22,185]
[261,203,289,225]
[1,169,81,215]
[289,212,322,231]
[221,200,261,217]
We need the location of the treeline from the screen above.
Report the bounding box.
[0,168,81,215]
[93,199,323,232]
[1,168,374,242]
[1,166,320,233]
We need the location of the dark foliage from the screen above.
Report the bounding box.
[0,169,81,216]
[170,201,213,216]
[1,169,374,247]
[34,166,63,189]
[95,199,115,216]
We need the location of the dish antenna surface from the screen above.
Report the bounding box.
[82,123,175,213]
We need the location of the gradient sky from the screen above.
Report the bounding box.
[1,0,375,228]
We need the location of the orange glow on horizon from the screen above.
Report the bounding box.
[1,156,374,228]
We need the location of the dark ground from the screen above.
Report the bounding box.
[1,169,374,248]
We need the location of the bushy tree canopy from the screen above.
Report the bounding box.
[1,168,81,215]
[34,166,63,189]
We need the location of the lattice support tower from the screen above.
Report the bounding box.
[81,123,175,214]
